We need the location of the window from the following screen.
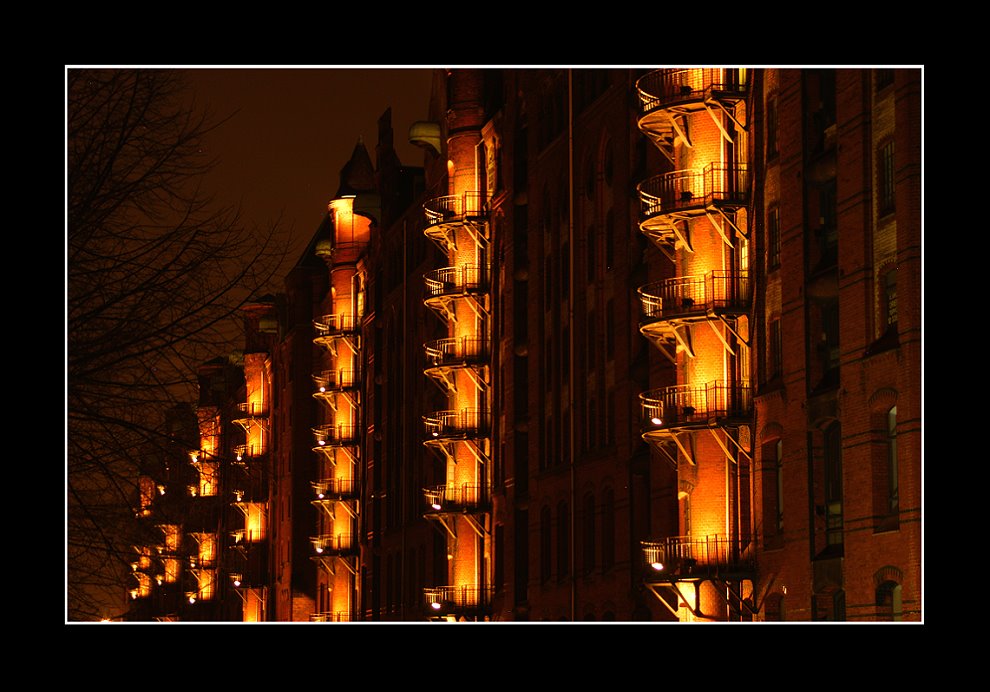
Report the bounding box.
[587,224,597,282]
[876,580,902,621]
[886,407,899,518]
[878,140,895,216]
[766,95,778,159]
[882,267,898,331]
[601,488,615,571]
[582,492,595,575]
[557,501,569,580]
[875,69,894,92]
[767,206,781,270]
[823,422,843,549]
[604,209,614,271]
[540,506,552,583]
[768,318,782,381]
[762,438,784,548]
[874,406,900,532]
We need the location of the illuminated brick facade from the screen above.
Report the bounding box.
[128,68,921,622]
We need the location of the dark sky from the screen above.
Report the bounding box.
[183,68,435,262]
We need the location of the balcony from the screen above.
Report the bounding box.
[642,535,756,582]
[641,381,752,432]
[313,314,360,352]
[312,423,360,449]
[309,611,352,622]
[424,265,488,300]
[423,409,490,441]
[636,69,749,165]
[311,533,356,556]
[233,444,265,462]
[639,272,750,362]
[636,68,748,117]
[423,192,489,252]
[424,337,489,369]
[313,368,361,397]
[423,483,490,515]
[424,584,494,618]
[311,477,358,500]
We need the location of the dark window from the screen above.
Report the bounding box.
[824,422,843,549]
[768,319,783,381]
[601,488,615,571]
[587,224,596,282]
[764,593,784,621]
[883,269,897,329]
[878,140,895,216]
[605,299,615,360]
[762,439,784,548]
[767,206,781,270]
[557,501,569,580]
[582,492,595,575]
[604,209,614,271]
[766,95,778,159]
[514,509,528,605]
[876,580,902,621]
[875,69,894,91]
[540,506,552,583]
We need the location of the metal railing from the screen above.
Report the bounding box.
[309,611,352,622]
[312,424,360,447]
[312,477,358,499]
[233,444,264,461]
[311,533,355,554]
[237,401,268,417]
[639,271,750,320]
[642,535,756,576]
[424,337,490,367]
[423,483,490,513]
[424,265,489,298]
[424,191,488,226]
[423,584,494,612]
[636,68,748,115]
[423,409,491,440]
[313,313,358,337]
[313,368,361,393]
[638,164,750,218]
[641,381,752,429]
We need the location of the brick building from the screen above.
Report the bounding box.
[127,67,921,622]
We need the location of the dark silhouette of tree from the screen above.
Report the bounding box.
[67,69,288,620]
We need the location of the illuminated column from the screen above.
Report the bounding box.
[636,69,754,621]
[422,69,493,620]
[311,165,372,621]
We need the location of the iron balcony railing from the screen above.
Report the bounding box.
[311,533,356,555]
[309,611,352,622]
[230,528,266,544]
[641,381,752,430]
[642,535,756,579]
[424,409,491,440]
[424,337,490,368]
[313,368,361,393]
[237,401,268,417]
[312,423,360,448]
[233,444,265,461]
[424,585,494,614]
[424,483,490,514]
[638,164,750,219]
[313,313,358,337]
[639,271,750,321]
[424,191,488,226]
[424,265,489,299]
[312,477,358,499]
[636,68,748,115]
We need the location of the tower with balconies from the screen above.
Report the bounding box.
[420,69,494,621]
[309,141,375,622]
[634,69,756,621]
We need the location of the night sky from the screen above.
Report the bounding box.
[183,68,435,262]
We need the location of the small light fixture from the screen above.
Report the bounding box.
[650,561,664,571]
[431,601,442,610]
[432,431,439,438]
[233,579,241,587]
[316,546,324,554]
[319,439,326,446]
[431,502,442,511]
[651,416,663,426]
[319,386,326,393]
[318,492,325,499]
[188,596,196,605]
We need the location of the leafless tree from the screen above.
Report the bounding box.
[67,69,288,620]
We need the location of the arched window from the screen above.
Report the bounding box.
[557,501,569,580]
[582,491,596,575]
[876,580,903,621]
[540,505,552,584]
[601,487,615,571]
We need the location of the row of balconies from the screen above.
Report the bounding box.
[424,483,490,514]
[423,408,491,440]
[639,271,749,322]
[313,368,361,395]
